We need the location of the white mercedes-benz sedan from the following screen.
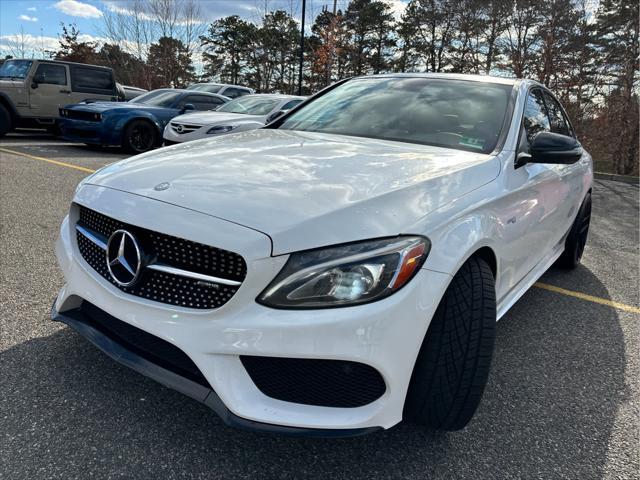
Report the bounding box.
[53,74,592,437]
[162,94,305,145]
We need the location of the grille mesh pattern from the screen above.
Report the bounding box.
[76,206,246,309]
[240,356,386,408]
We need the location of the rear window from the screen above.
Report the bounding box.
[278,77,513,153]
[70,66,115,95]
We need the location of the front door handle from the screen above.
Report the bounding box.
[60,89,71,94]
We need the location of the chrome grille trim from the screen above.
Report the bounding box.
[146,264,242,286]
[75,224,242,287]
[76,224,107,250]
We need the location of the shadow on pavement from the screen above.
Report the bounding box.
[0,266,629,479]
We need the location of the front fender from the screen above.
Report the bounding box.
[113,112,164,138]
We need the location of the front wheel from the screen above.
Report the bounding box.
[122,119,158,154]
[404,256,496,431]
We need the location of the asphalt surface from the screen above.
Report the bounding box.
[1,133,638,480]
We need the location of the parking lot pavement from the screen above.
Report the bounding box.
[1,134,638,480]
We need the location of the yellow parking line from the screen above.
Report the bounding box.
[534,282,640,314]
[0,147,96,173]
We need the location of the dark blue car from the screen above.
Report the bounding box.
[59,89,230,153]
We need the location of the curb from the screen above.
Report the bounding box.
[594,172,639,185]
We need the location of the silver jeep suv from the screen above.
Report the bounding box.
[0,59,117,136]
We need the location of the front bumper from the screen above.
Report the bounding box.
[51,302,380,437]
[59,118,119,146]
[54,185,452,434]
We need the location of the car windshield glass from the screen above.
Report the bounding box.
[129,90,181,107]
[217,96,280,115]
[0,60,32,79]
[278,77,513,153]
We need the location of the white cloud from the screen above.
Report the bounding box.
[27,7,37,11]
[388,0,407,20]
[18,14,38,22]
[54,0,103,18]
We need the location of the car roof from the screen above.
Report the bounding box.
[147,88,226,97]
[8,58,112,71]
[237,93,305,100]
[363,72,520,86]
[194,83,252,89]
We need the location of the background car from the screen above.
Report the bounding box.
[163,93,305,144]
[59,89,230,153]
[186,82,254,98]
[116,83,147,101]
[0,58,116,137]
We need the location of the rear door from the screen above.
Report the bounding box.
[29,62,70,118]
[68,66,116,104]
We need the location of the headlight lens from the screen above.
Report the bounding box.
[206,125,234,134]
[258,236,430,309]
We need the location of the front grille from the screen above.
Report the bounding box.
[79,301,210,387]
[170,123,202,134]
[76,205,247,309]
[61,109,101,121]
[240,356,386,408]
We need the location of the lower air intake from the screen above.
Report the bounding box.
[240,356,386,408]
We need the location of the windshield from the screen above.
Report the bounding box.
[0,60,33,79]
[217,96,280,115]
[278,77,513,153]
[129,90,181,107]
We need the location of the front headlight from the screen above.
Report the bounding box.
[206,125,235,134]
[258,236,429,309]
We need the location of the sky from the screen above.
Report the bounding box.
[0,0,408,58]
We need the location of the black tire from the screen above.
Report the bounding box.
[404,256,496,431]
[0,104,12,137]
[557,192,592,269]
[122,119,158,154]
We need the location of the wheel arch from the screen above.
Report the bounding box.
[0,93,18,119]
[121,115,163,145]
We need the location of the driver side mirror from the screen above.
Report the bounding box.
[266,110,287,124]
[180,103,195,114]
[31,77,39,89]
[519,132,582,166]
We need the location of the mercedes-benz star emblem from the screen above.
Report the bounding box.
[106,230,143,287]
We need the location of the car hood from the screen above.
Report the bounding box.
[172,111,265,125]
[84,129,500,255]
[65,102,168,114]
[0,79,25,88]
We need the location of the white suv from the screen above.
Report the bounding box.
[53,74,592,437]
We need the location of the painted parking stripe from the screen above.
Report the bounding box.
[0,147,96,173]
[534,282,640,314]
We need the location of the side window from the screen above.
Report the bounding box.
[542,92,573,137]
[33,64,67,85]
[70,67,115,94]
[178,95,222,110]
[522,89,550,145]
[223,87,249,99]
[281,100,302,111]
